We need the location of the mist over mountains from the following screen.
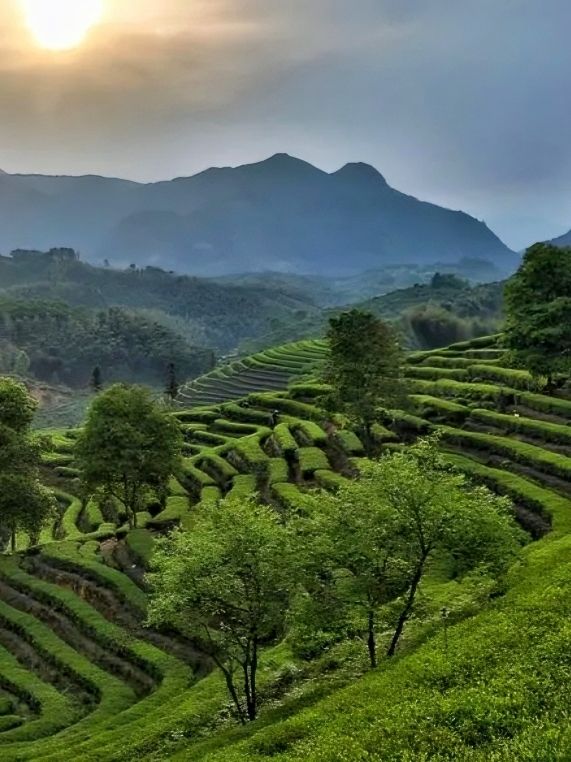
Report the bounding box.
[0,154,517,277]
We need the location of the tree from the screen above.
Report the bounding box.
[294,437,522,665]
[371,437,522,657]
[147,496,296,723]
[13,350,30,377]
[293,485,409,667]
[0,378,36,432]
[504,243,571,387]
[0,379,56,551]
[165,362,179,402]
[91,366,103,393]
[324,310,405,451]
[76,385,182,528]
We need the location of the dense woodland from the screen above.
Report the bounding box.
[0,299,215,387]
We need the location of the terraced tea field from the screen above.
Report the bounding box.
[177,339,329,407]
[1,334,570,760]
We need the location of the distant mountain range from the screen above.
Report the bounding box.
[0,154,518,276]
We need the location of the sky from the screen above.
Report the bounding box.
[0,0,570,250]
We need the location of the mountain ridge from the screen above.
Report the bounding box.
[0,154,516,275]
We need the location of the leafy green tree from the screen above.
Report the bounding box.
[374,438,522,656]
[76,385,182,528]
[165,362,179,402]
[294,481,410,668]
[0,379,56,551]
[294,437,522,665]
[504,243,571,386]
[147,496,297,723]
[324,310,405,451]
[12,350,30,377]
[0,378,36,432]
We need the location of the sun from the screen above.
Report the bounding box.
[22,0,103,51]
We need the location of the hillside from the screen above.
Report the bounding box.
[0,298,215,389]
[240,277,505,354]
[0,335,569,759]
[0,155,516,275]
[0,249,320,353]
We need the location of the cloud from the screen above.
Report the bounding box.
[0,0,571,248]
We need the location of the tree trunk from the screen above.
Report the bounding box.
[367,609,377,668]
[387,557,427,657]
[10,528,16,554]
[222,667,246,725]
[248,641,258,721]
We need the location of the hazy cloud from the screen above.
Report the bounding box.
[0,0,570,248]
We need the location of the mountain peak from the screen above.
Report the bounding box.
[240,153,325,177]
[333,162,388,185]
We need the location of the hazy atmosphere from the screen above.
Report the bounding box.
[1,0,571,249]
[1,3,571,761]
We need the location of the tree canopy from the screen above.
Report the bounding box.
[504,243,571,383]
[0,378,55,550]
[148,496,297,722]
[76,385,182,528]
[293,437,522,666]
[324,310,405,449]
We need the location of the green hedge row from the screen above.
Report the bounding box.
[409,394,469,424]
[297,447,330,477]
[470,408,571,445]
[335,430,365,455]
[468,364,536,391]
[440,426,571,483]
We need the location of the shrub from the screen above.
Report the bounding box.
[273,424,299,456]
[335,429,365,455]
[297,447,330,477]
[468,364,536,391]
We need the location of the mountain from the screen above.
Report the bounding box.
[549,228,571,248]
[0,154,516,276]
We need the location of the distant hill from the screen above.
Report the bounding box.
[549,230,571,248]
[0,248,320,353]
[239,276,505,354]
[0,155,516,276]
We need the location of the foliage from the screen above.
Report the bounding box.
[504,243,571,382]
[292,437,522,666]
[0,379,55,550]
[324,310,405,450]
[0,377,37,431]
[0,250,320,356]
[147,496,297,722]
[76,385,182,528]
[0,298,215,388]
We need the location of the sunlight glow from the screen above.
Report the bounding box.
[22,0,103,51]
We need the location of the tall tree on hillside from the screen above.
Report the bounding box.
[293,436,522,665]
[76,385,182,528]
[91,366,103,393]
[0,379,56,551]
[165,362,179,402]
[148,496,297,723]
[324,310,405,451]
[504,243,571,388]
